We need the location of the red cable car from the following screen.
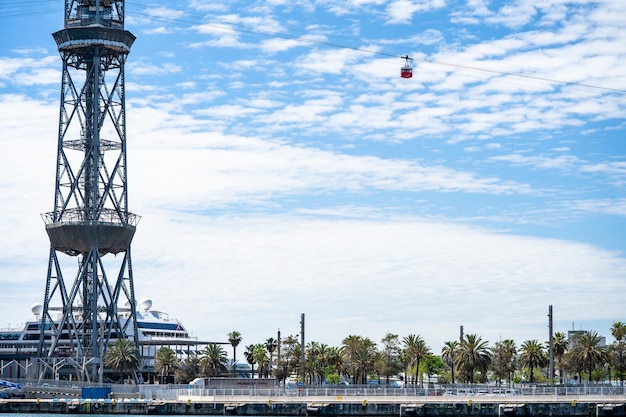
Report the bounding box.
[401,55,413,79]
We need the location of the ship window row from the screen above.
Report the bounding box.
[0,333,21,340]
[141,331,189,338]
[23,334,52,340]
[22,333,124,341]
[26,323,123,332]
[27,324,53,331]
[137,322,181,331]
[0,343,38,350]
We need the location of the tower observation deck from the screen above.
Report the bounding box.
[38,0,139,383]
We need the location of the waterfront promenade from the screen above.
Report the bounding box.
[2,384,626,416]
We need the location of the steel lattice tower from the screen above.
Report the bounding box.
[38,0,139,383]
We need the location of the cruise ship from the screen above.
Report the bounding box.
[0,298,214,382]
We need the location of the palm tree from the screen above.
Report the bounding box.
[553,332,569,384]
[576,331,605,382]
[611,322,626,341]
[154,346,178,384]
[228,331,242,373]
[502,339,517,385]
[456,333,491,383]
[563,333,585,381]
[200,344,228,376]
[341,335,364,383]
[441,340,459,384]
[305,341,328,384]
[403,334,430,387]
[253,344,270,378]
[353,343,377,384]
[104,339,139,383]
[265,337,278,377]
[518,340,547,383]
[324,346,344,380]
[244,344,256,376]
[341,335,376,384]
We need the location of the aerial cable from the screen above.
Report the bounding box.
[1,1,624,94]
[125,4,626,94]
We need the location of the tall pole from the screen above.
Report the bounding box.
[548,305,554,386]
[277,329,281,370]
[300,314,305,386]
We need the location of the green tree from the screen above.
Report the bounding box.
[325,369,341,385]
[518,340,547,383]
[175,355,200,384]
[380,333,403,385]
[154,346,178,384]
[441,340,459,384]
[611,322,626,385]
[277,335,301,382]
[423,353,445,384]
[200,344,228,376]
[104,339,139,383]
[456,333,491,383]
[491,339,516,385]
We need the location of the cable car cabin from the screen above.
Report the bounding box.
[400,55,413,79]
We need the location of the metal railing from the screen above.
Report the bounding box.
[42,208,140,227]
[138,384,626,401]
[10,379,626,401]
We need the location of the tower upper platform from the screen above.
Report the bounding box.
[53,26,135,54]
[42,209,140,256]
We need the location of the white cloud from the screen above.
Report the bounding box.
[563,198,626,217]
[298,48,361,75]
[129,61,182,76]
[384,0,446,24]
[125,214,626,350]
[0,56,58,86]
[144,7,187,20]
[490,154,626,185]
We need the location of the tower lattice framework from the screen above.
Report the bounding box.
[38,0,139,383]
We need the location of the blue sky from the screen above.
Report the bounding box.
[0,0,625,354]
